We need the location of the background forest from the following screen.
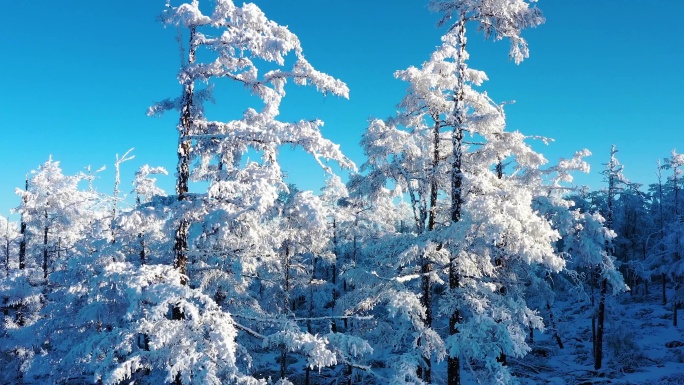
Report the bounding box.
[1,1,684,384]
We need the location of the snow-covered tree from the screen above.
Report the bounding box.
[148,0,352,295]
[348,11,584,383]
[136,1,362,383]
[0,216,19,274]
[0,158,104,383]
[421,1,544,383]
[14,158,97,280]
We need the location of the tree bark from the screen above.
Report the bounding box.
[19,175,27,270]
[280,348,287,381]
[42,211,48,280]
[172,27,197,328]
[546,302,564,349]
[4,224,9,273]
[448,16,466,385]
[675,300,679,327]
[529,324,534,343]
[418,119,442,383]
[331,219,338,333]
[594,278,607,370]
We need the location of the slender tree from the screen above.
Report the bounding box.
[595,145,625,369]
[425,1,544,382]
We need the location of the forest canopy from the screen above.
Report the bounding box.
[1,1,683,385]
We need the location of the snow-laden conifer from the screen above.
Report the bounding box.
[138,1,362,383]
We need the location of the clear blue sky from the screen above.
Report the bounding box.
[1,1,684,217]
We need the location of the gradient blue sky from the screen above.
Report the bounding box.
[2,1,683,216]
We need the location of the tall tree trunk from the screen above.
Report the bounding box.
[4,222,9,274]
[305,256,316,385]
[658,161,664,233]
[494,159,508,365]
[673,163,680,326]
[19,175,27,271]
[331,219,338,333]
[418,119,442,383]
[674,163,680,260]
[139,228,146,265]
[419,256,433,382]
[594,145,617,370]
[280,348,287,381]
[172,26,196,326]
[448,16,466,385]
[546,302,564,349]
[283,244,291,312]
[42,211,48,281]
[279,244,291,381]
[172,28,195,385]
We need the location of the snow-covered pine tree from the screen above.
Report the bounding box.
[644,159,673,306]
[348,17,590,384]
[14,158,97,281]
[0,216,19,275]
[144,1,366,383]
[592,145,626,368]
[424,1,544,383]
[0,215,20,383]
[347,40,504,381]
[540,148,628,373]
[126,165,169,265]
[1,158,103,383]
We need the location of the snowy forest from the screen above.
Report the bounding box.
[1,1,684,384]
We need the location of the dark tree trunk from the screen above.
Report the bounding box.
[171,27,197,329]
[331,219,338,333]
[594,278,607,370]
[529,324,534,343]
[305,255,317,385]
[19,175,28,270]
[419,256,433,382]
[418,119,442,383]
[16,179,27,326]
[139,235,146,265]
[663,273,667,306]
[591,269,597,362]
[4,233,9,274]
[18,220,26,270]
[280,349,287,381]
[591,317,596,360]
[593,146,616,370]
[546,302,564,349]
[172,374,183,385]
[283,244,291,311]
[42,211,48,280]
[675,300,679,327]
[448,16,466,385]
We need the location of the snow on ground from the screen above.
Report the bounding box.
[513,286,684,384]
